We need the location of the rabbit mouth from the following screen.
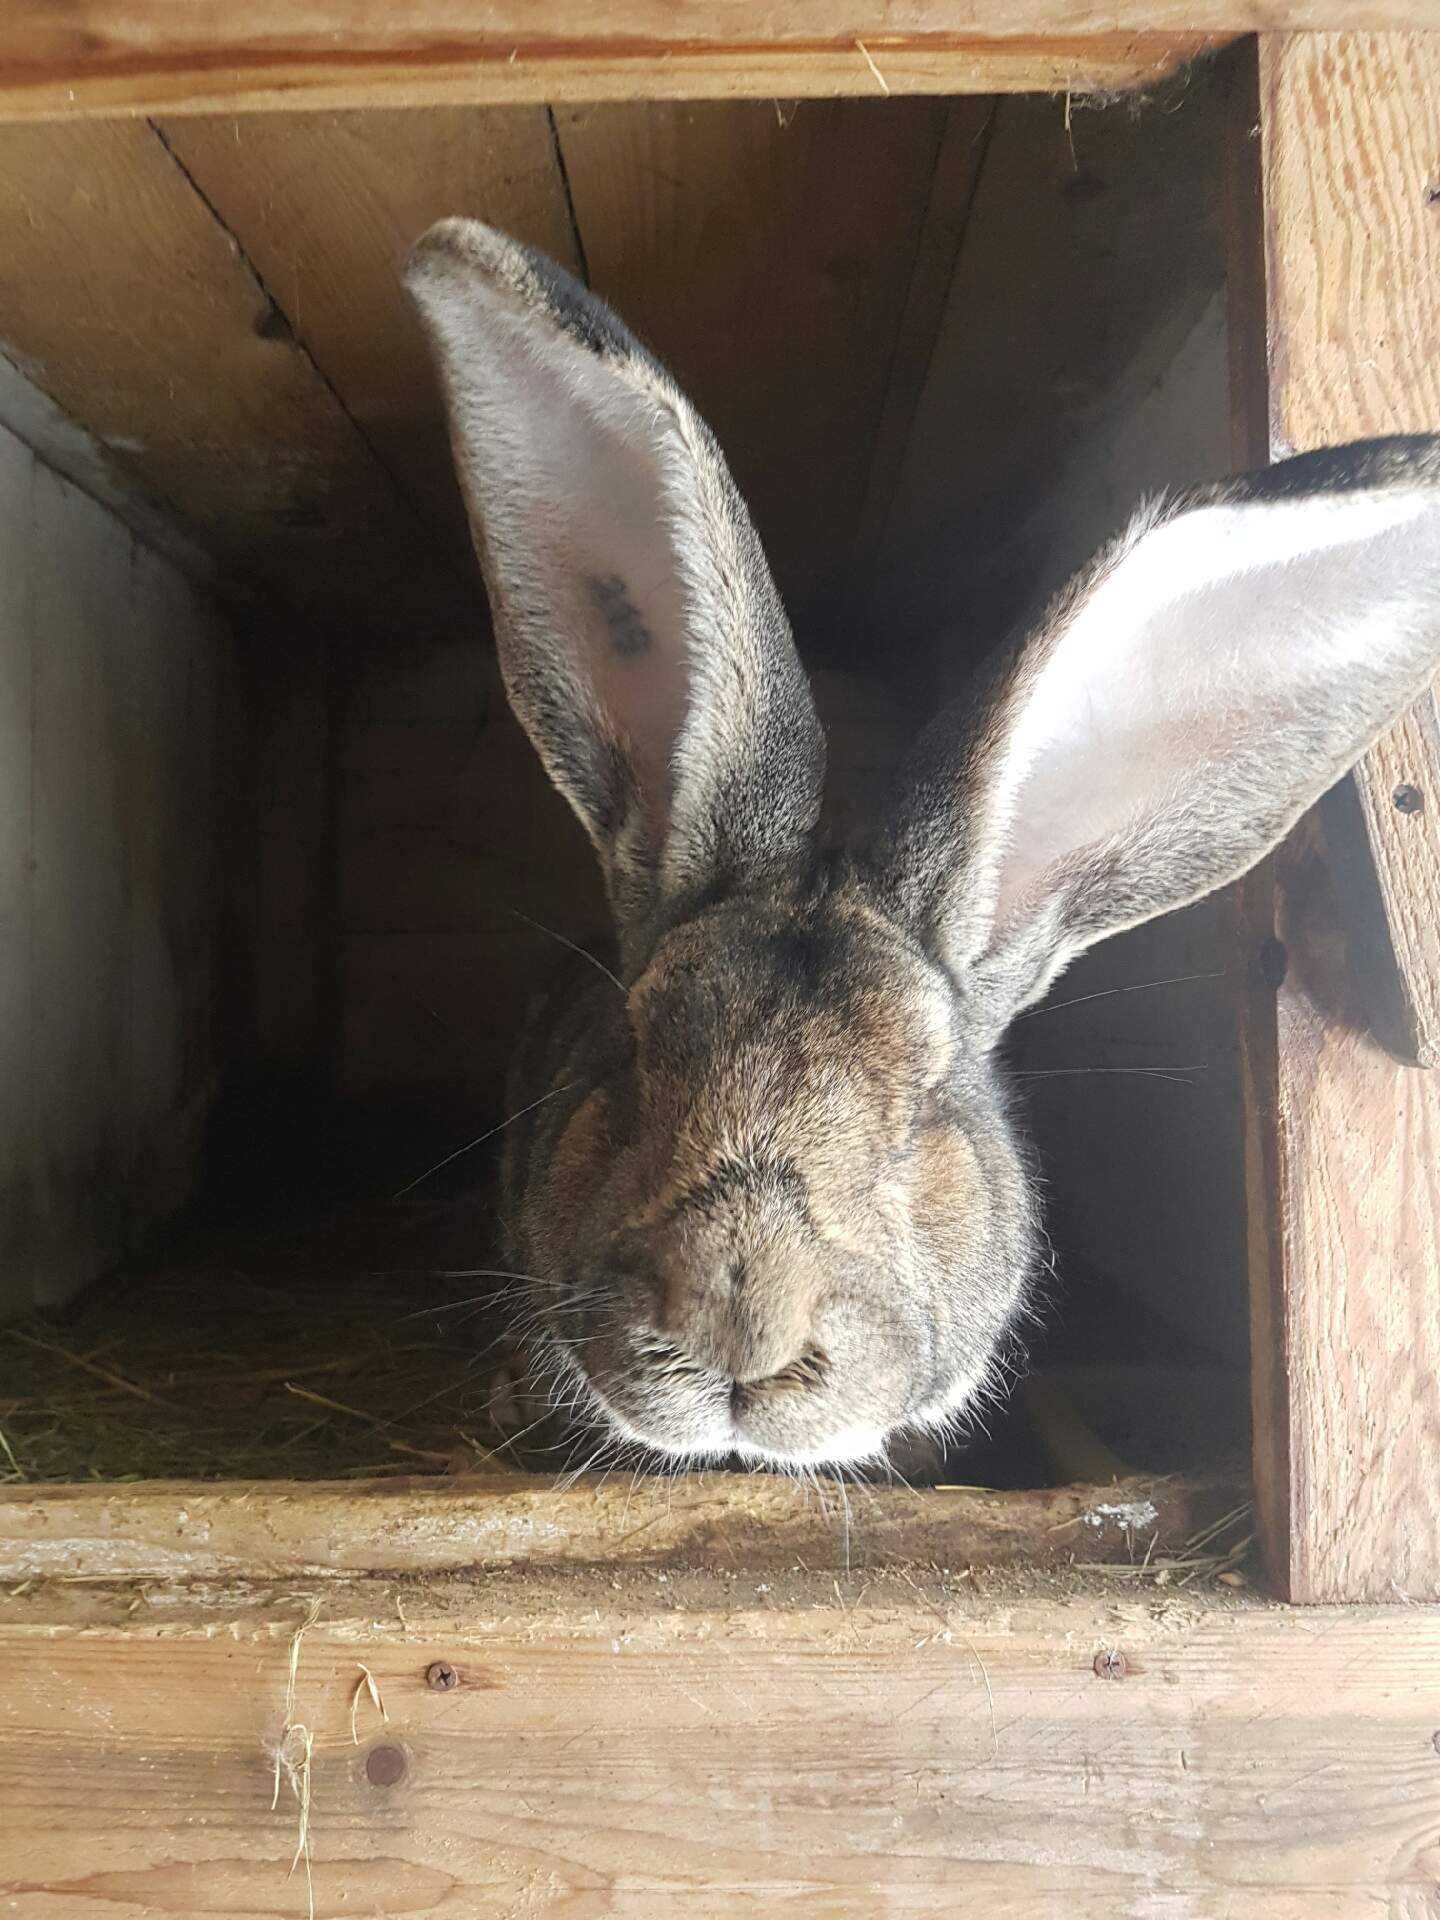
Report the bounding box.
[554,1329,897,1467]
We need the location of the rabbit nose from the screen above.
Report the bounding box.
[729,1345,831,1409]
[651,1258,815,1388]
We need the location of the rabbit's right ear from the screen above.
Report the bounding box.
[870,438,1440,1036]
[406,220,824,964]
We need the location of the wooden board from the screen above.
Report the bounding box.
[0,418,234,1314]
[156,106,581,568]
[28,460,136,1308]
[0,118,451,637]
[875,70,1231,667]
[0,9,1247,121]
[1230,34,1440,1604]
[850,96,995,639]
[2,1571,1439,1916]
[0,433,35,1316]
[552,97,951,638]
[0,1470,1236,1583]
[1261,31,1440,1068]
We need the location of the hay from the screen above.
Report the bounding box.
[0,1189,1252,1514]
[271,1595,322,1920]
[1073,1498,1255,1585]
[0,1203,520,1483]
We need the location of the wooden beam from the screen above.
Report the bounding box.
[1231,34,1440,1603]
[0,11,1247,120]
[551,97,952,637]
[154,107,582,568]
[2,1572,1438,1914]
[0,118,461,638]
[851,96,995,643]
[1262,32,1440,1067]
[0,1471,1237,1583]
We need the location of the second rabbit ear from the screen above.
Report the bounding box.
[406,220,825,963]
[871,438,1440,1033]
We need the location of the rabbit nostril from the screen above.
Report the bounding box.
[741,1346,830,1396]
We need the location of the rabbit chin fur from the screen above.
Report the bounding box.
[407,216,1440,1470]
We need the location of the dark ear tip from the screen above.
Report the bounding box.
[405,217,527,303]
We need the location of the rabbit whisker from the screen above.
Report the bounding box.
[1017,969,1224,1019]
[505,905,625,994]
[391,1085,574,1200]
[1012,1064,1205,1087]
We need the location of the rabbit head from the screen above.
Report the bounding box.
[408,218,1440,1468]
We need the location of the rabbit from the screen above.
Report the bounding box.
[406,217,1440,1472]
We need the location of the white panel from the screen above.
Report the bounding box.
[29,463,135,1307]
[0,429,35,1315]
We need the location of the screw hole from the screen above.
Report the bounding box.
[1394,784,1425,816]
[366,1743,407,1787]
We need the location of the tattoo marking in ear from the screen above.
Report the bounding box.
[589,573,652,658]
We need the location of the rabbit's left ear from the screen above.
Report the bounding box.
[871,439,1440,1032]
[406,219,824,960]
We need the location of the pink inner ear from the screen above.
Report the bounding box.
[583,567,691,852]
[984,489,1440,940]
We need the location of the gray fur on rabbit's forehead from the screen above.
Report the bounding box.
[632,891,958,1067]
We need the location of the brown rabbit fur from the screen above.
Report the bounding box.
[408,218,1440,1472]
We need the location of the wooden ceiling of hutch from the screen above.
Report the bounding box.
[0,5,1425,652]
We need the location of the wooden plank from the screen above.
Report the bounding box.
[850,95,994,641]
[874,71,1232,668]
[1230,34,1440,1603]
[553,97,951,636]
[27,461,134,1308]
[0,406,234,1316]
[0,1471,1235,1582]
[0,349,219,590]
[2,1574,1439,1916]
[156,107,580,563]
[0,429,35,1318]
[1262,31,1440,1067]
[0,10,1248,121]
[121,546,225,1229]
[0,118,451,636]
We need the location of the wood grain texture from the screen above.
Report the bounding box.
[850,95,994,648]
[0,1471,1234,1582]
[2,1574,1439,1917]
[0,395,233,1314]
[0,450,230,1310]
[1261,32,1440,1066]
[875,70,1231,667]
[0,117,450,636]
[0,8,1240,120]
[1235,34,1440,1602]
[552,97,950,638]
[0,433,35,1316]
[157,106,579,566]
[28,460,136,1307]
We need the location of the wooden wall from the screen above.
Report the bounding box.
[0,408,234,1313]
[0,99,984,657]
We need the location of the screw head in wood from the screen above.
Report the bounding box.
[1432,1730,1440,1757]
[426,1660,459,1691]
[1393,784,1425,816]
[1093,1649,1127,1680]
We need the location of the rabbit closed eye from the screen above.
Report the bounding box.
[409,218,1440,1470]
